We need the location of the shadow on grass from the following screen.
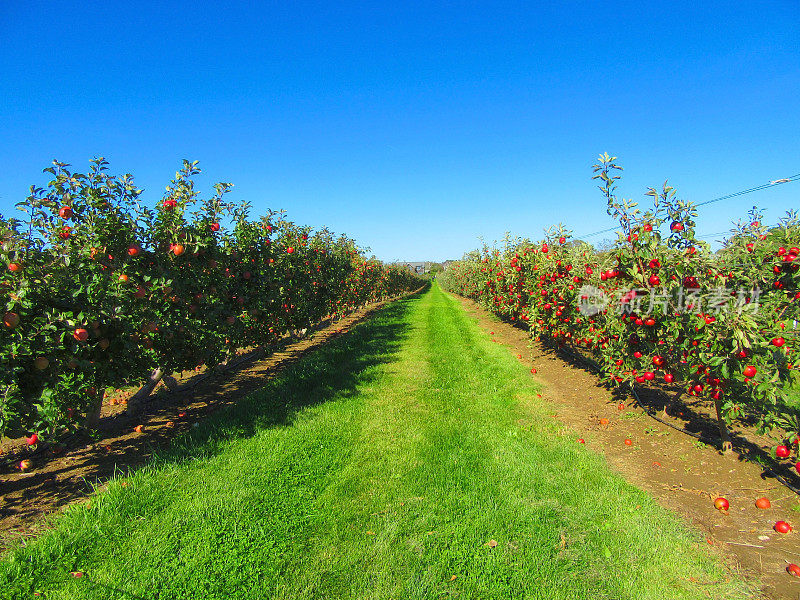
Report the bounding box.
[149,290,423,467]
[0,288,427,551]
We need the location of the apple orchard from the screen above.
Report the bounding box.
[0,159,421,440]
[440,155,800,466]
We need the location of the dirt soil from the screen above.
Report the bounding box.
[0,297,402,552]
[458,296,800,600]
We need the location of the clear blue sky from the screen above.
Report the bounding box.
[1,1,798,261]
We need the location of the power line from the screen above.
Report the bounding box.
[576,172,800,240]
[695,172,800,207]
[581,225,618,238]
[695,231,731,240]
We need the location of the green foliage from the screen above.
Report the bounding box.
[0,159,422,439]
[440,156,800,437]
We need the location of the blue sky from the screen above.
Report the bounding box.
[1,1,798,261]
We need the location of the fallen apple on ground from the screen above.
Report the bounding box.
[755,497,771,509]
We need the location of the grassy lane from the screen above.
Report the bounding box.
[0,284,754,599]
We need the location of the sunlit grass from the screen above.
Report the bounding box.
[0,284,755,599]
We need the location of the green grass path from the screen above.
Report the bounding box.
[1,283,754,599]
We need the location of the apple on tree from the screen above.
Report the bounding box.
[3,312,20,329]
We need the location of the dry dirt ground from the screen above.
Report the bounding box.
[457,296,800,600]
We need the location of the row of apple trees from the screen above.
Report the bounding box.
[440,154,799,454]
[1,158,422,440]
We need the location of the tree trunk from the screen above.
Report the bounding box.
[162,374,178,391]
[661,389,683,419]
[713,396,733,454]
[126,367,165,415]
[83,388,104,429]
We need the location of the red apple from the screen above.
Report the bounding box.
[58,206,73,219]
[683,275,699,288]
[776,445,791,459]
[3,311,20,329]
[774,521,792,533]
[73,328,89,342]
[755,497,771,509]
[714,497,729,511]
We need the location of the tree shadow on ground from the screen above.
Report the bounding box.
[489,312,800,493]
[0,289,425,546]
[143,291,421,467]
